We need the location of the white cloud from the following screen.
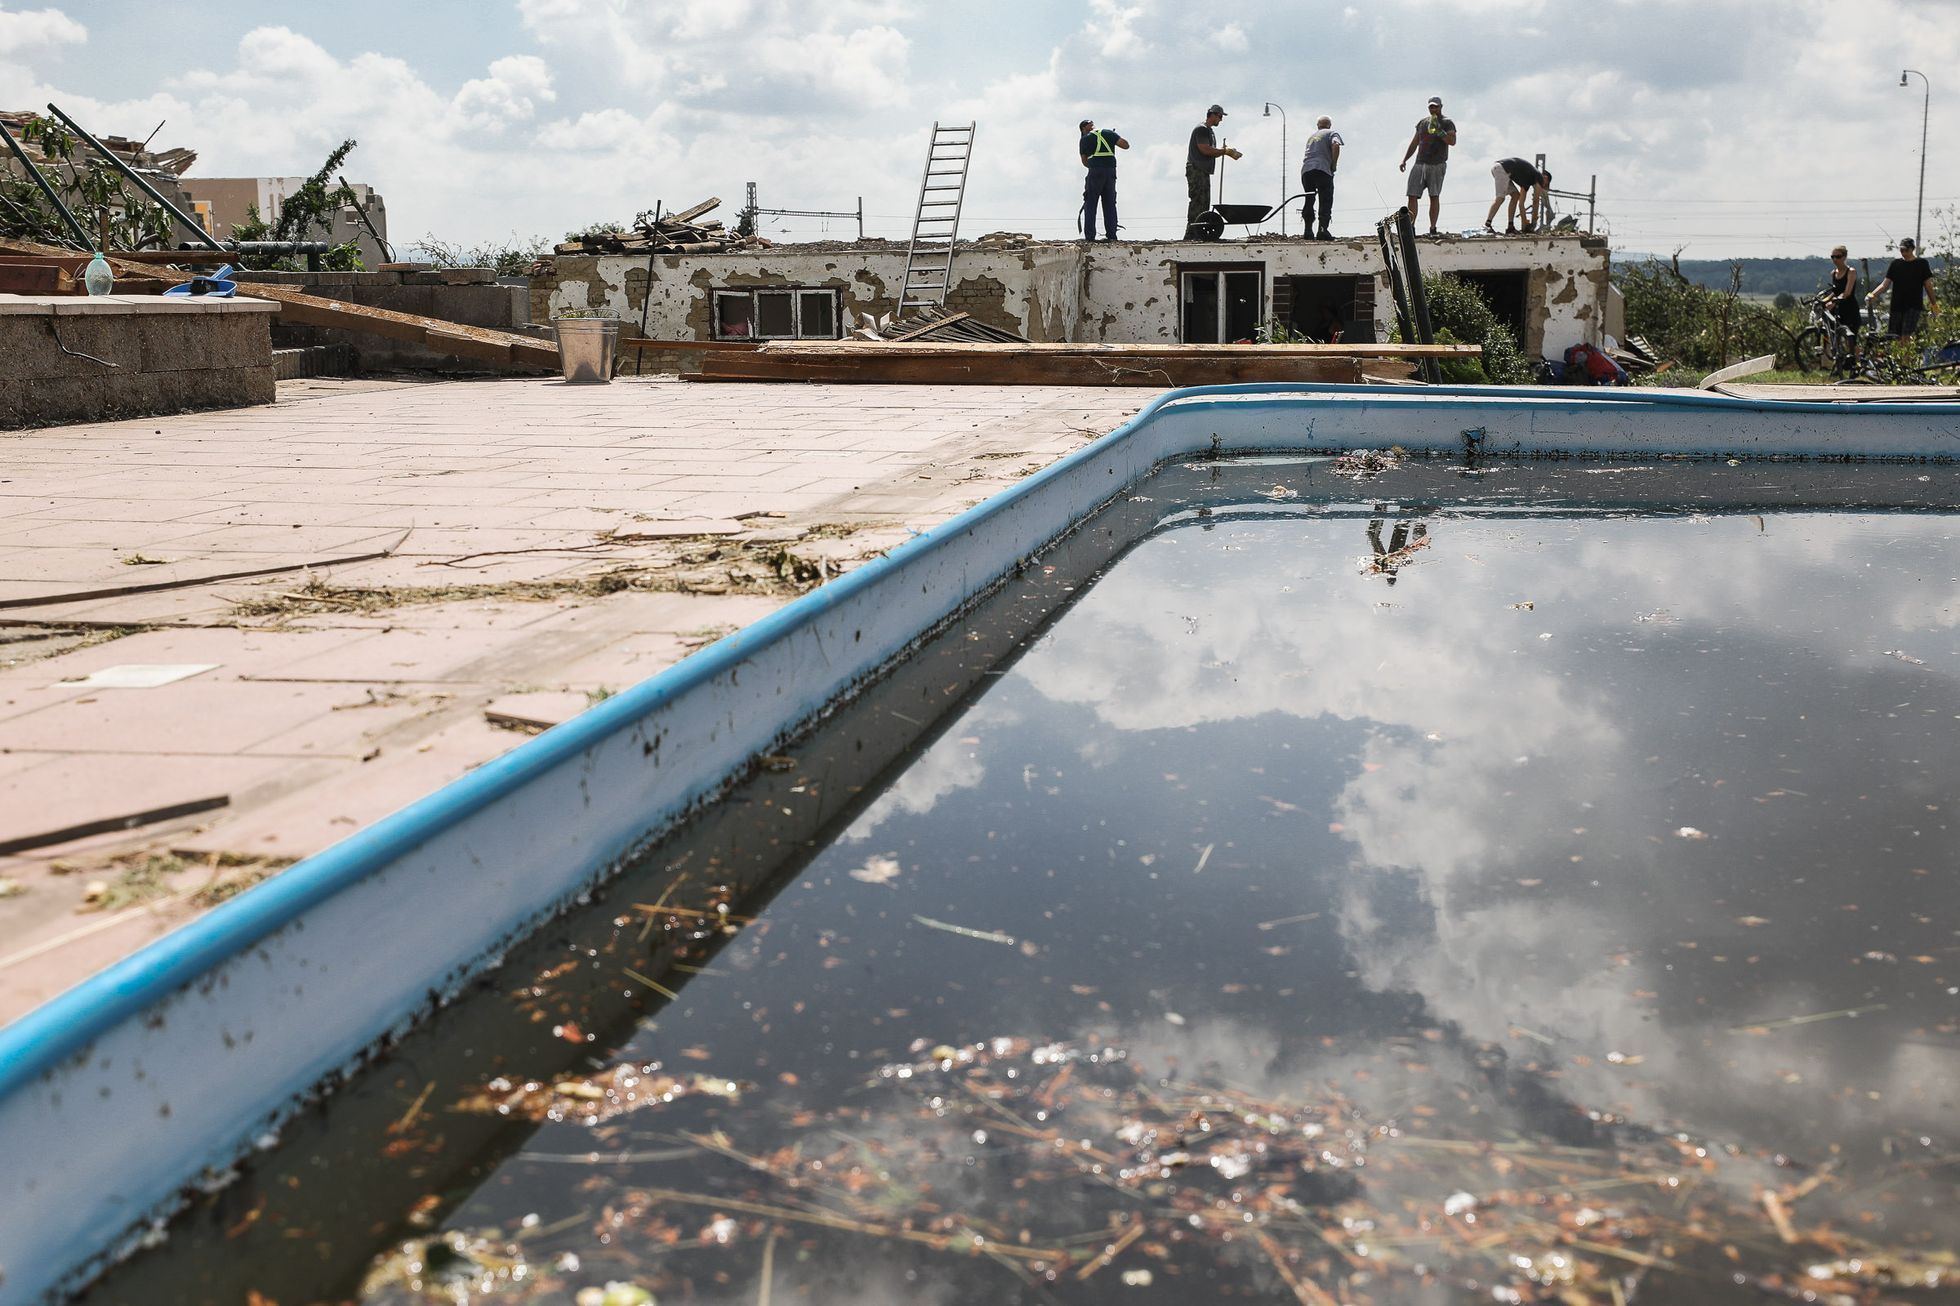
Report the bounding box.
[0,4,82,56]
[452,54,556,131]
[1086,0,1149,60]
[19,1,1960,251]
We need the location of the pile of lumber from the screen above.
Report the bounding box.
[853,304,1030,344]
[683,341,1480,387]
[553,197,769,256]
[1609,333,1670,376]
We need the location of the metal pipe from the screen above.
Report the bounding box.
[1901,70,1929,247]
[44,100,222,250]
[234,239,330,272]
[0,116,94,248]
[1264,103,1286,236]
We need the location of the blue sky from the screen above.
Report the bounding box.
[7,0,1958,257]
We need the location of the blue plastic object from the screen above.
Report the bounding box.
[82,251,113,295]
[161,263,237,298]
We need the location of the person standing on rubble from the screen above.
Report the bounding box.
[1186,104,1242,239]
[1399,96,1457,236]
[1078,117,1129,242]
[1867,237,1939,338]
[1299,116,1342,240]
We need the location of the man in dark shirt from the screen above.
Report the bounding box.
[1398,96,1457,236]
[1484,157,1550,234]
[1185,104,1242,239]
[1867,237,1940,336]
[1077,118,1129,242]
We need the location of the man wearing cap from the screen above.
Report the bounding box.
[1867,237,1940,338]
[1399,96,1457,236]
[1187,104,1243,240]
[1078,117,1130,242]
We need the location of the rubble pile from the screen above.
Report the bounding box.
[553,197,771,257]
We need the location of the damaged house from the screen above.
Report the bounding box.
[538,227,1618,360]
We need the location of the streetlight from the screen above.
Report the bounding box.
[1263,102,1287,236]
[1901,69,1929,248]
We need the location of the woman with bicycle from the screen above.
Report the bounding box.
[1828,246,1860,361]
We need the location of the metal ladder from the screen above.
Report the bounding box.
[897,121,975,313]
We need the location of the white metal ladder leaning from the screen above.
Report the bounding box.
[897,121,975,313]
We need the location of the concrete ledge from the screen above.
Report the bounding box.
[0,295,275,428]
[0,293,277,316]
[3,383,1959,1300]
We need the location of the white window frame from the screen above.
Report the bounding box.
[1177,265,1266,344]
[712,287,842,341]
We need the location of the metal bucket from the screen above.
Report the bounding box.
[552,317,619,384]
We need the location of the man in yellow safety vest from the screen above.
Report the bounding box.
[1078,117,1130,242]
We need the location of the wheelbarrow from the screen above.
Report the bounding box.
[1188,196,1304,242]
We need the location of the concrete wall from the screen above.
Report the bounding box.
[545,234,1610,359]
[234,270,535,374]
[0,295,276,429]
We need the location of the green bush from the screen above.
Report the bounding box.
[1420,274,1535,384]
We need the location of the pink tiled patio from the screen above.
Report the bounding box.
[0,376,1142,1022]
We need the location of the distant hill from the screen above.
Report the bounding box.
[1613,255,1837,297]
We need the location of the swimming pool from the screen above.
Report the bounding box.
[90,455,1960,1303]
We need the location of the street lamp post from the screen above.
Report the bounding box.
[1901,69,1929,248]
[1263,102,1287,236]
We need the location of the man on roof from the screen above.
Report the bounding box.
[1186,104,1243,240]
[1078,117,1130,243]
[1399,96,1457,237]
[1484,157,1550,235]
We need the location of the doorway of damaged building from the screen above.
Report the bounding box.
[1274,274,1376,344]
[1445,270,1530,348]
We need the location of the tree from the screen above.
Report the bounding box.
[231,139,365,271]
[0,115,171,250]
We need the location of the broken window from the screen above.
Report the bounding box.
[798,291,836,339]
[712,288,842,341]
[756,291,796,338]
[1178,266,1265,343]
[715,292,754,339]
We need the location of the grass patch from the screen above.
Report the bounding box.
[0,625,132,672]
[75,852,297,913]
[229,529,882,622]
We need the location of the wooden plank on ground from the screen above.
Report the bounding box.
[685,349,1367,387]
[767,341,1478,359]
[616,338,763,353]
[241,284,558,371]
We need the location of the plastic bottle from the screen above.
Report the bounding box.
[83,251,113,296]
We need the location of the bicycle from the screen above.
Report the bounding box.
[1791,291,1861,376]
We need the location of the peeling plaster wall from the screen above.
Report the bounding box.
[560,248,1078,341]
[549,235,1609,358]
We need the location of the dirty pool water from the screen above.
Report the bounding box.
[92,457,1960,1304]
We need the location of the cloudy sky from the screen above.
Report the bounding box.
[5,0,1957,257]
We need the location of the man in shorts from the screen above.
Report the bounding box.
[1399,96,1456,235]
[1484,157,1550,234]
[1866,237,1940,337]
